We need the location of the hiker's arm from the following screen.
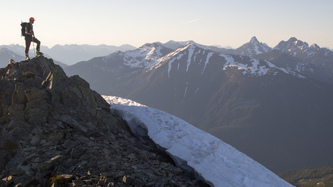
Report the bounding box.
[25,30,34,36]
[25,25,34,36]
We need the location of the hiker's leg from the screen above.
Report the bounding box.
[32,37,41,52]
[25,37,32,54]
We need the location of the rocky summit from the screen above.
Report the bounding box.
[0,56,207,186]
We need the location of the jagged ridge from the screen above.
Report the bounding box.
[0,56,207,186]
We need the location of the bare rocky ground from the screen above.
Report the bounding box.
[0,57,209,186]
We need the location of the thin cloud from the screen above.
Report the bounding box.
[184,18,202,24]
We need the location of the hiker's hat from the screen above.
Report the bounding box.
[29,17,35,21]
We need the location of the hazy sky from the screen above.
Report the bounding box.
[1,0,332,49]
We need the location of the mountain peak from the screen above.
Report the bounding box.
[288,37,298,43]
[163,40,197,50]
[234,36,271,56]
[106,42,174,70]
[274,37,311,55]
[293,38,308,48]
[282,37,308,48]
[310,43,320,50]
[186,42,199,48]
[140,42,163,49]
[250,36,259,44]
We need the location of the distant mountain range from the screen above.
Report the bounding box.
[64,37,333,173]
[0,46,68,69]
[0,44,136,65]
[43,44,136,65]
[0,48,25,67]
[2,37,333,173]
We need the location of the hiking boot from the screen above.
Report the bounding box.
[36,51,43,56]
[25,53,30,60]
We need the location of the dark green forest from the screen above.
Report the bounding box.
[279,167,333,186]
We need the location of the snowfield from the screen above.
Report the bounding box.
[103,95,292,187]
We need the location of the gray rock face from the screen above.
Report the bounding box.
[0,56,207,186]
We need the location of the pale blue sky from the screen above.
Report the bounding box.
[1,0,332,49]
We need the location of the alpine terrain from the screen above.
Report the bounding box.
[0,56,292,186]
[0,56,209,186]
[258,37,333,85]
[64,37,333,173]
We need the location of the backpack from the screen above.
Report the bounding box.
[21,22,28,36]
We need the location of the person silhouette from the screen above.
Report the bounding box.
[24,17,43,60]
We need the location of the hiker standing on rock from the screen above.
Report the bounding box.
[24,17,43,60]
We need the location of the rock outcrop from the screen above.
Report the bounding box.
[0,56,207,186]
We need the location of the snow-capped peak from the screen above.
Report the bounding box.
[128,42,163,59]
[163,40,196,50]
[151,42,305,79]
[153,43,193,64]
[250,36,260,44]
[234,36,272,56]
[273,37,331,58]
[310,43,320,50]
[110,42,171,69]
[146,43,193,73]
[274,37,307,52]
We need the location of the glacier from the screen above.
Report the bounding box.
[103,96,292,187]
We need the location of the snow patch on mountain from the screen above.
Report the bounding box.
[103,43,167,71]
[186,45,195,72]
[122,44,163,68]
[103,95,292,187]
[184,82,188,97]
[222,57,271,76]
[108,41,308,80]
[145,44,192,75]
[202,52,214,73]
[167,53,184,78]
[221,54,306,78]
[162,43,307,79]
[163,44,192,78]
